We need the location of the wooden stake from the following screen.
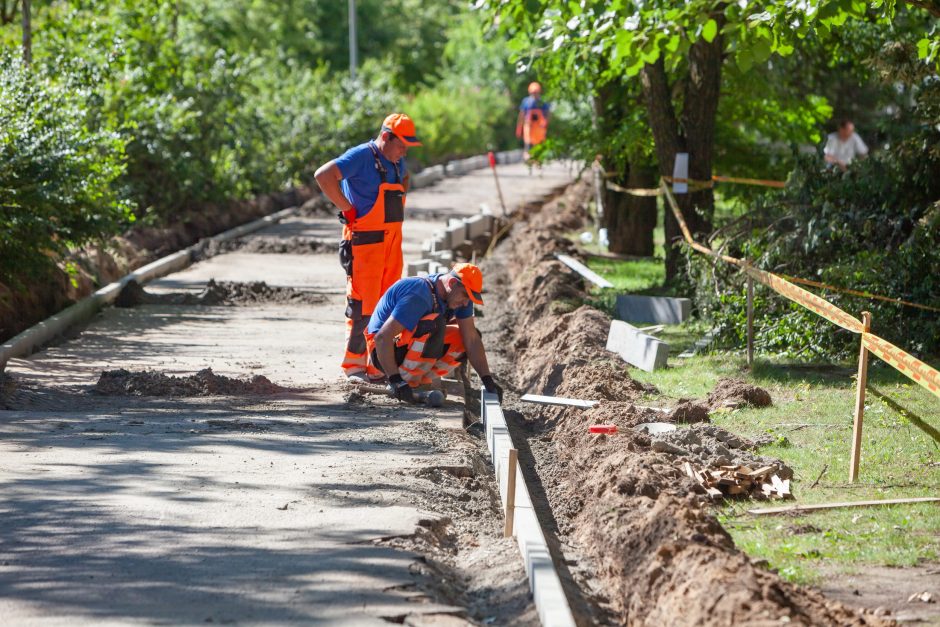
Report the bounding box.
[746,274,754,369]
[504,448,518,538]
[849,311,872,482]
[488,152,508,217]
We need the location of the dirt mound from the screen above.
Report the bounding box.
[115,279,325,307]
[707,377,773,410]
[94,368,286,396]
[554,360,657,403]
[479,178,887,626]
[203,236,333,256]
[667,400,711,423]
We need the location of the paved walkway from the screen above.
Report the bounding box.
[0,162,572,625]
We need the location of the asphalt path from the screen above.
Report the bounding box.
[0,161,573,625]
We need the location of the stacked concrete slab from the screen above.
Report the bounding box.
[409,212,499,277]
[606,320,669,372]
[615,295,691,324]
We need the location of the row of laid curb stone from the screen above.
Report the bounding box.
[0,206,299,371]
[0,151,525,371]
[409,149,524,190]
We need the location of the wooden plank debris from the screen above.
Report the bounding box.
[682,462,793,501]
[520,394,598,408]
[747,497,940,516]
[554,253,614,289]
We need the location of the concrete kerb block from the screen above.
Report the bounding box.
[465,214,493,240]
[615,295,692,325]
[447,223,467,246]
[606,320,669,372]
[406,260,431,276]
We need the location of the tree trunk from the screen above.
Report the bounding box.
[1,0,18,26]
[594,80,658,257]
[605,165,657,256]
[21,0,30,65]
[641,16,724,282]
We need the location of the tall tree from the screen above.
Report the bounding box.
[493,0,936,281]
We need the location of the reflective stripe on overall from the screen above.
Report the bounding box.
[523,108,547,146]
[364,278,467,387]
[340,142,406,377]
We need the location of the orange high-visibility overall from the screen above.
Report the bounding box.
[340,144,405,378]
[523,107,547,146]
[364,278,467,387]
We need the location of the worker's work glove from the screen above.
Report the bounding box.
[481,374,503,403]
[386,374,415,403]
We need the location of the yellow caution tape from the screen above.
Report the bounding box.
[742,265,864,333]
[605,181,661,196]
[659,179,940,396]
[779,274,940,314]
[863,334,940,400]
[712,175,787,189]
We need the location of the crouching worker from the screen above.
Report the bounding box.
[365,263,503,404]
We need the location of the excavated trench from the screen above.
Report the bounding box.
[478,181,891,626]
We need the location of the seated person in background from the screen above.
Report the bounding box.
[824,119,869,171]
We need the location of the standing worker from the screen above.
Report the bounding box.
[366,263,503,403]
[314,113,422,382]
[515,81,551,163]
[824,119,869,171]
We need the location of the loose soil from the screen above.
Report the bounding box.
[200,236,333,256]
[478,180,892,625]
[707,377,773,410]
[94,367,287,396]
[115,279,326,307]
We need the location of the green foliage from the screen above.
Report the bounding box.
[692,102,940,360]
[407,81,514,164]
[0,52,131,283]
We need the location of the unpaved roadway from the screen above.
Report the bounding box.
[0,162,574,625]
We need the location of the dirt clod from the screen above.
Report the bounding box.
[94,368,286,396]
[668,400,711,423]
[707,377,773,410]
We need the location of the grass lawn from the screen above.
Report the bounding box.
[581,242,940,586]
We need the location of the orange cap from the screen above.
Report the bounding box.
[451,263,484,305]
[528,81,542,95]
[382,113,422,146]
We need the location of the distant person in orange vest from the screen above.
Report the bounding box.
[314,113,421,382]
[824,119,869,171]
[516,82,551,162]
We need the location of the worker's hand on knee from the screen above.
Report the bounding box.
[481,374,503,403]
[386,374,415,403]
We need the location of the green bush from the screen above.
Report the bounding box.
[407,80,515,165]
[0,53,130,284]
[692,144,940,360]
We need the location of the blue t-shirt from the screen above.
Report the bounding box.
[334,141,407,219]
[368,274,474,334]
[519,96,551,115]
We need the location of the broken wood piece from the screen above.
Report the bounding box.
[706,487,723,500]
[747,497,940,516]
[519,393,598,408]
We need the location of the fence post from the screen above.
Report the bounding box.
[849,311,872,482]
[746,275,754,369]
